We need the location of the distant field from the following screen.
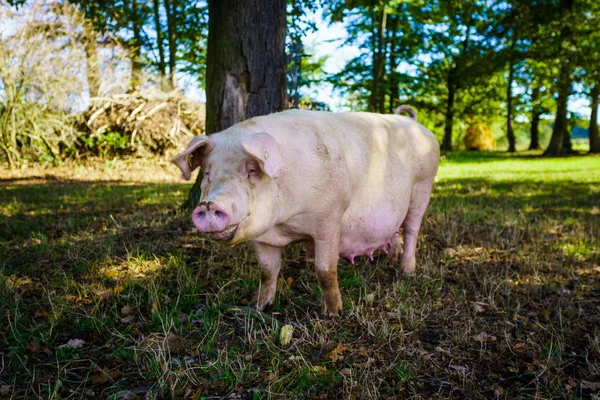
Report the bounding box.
[1,152,599,399]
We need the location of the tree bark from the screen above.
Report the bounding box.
[545,60,571,155]
[528,86,541,150]
[129,0,143,90]
[589,82,600,153]
[545,0,573,156]
[387,14,398,114]
[153,0,166,89]
[442,70,456,151]
[185,0,287,208]
[82,21,100,98]
[165,0,177,88]
[368,5,386,113]
[506,43,516,152]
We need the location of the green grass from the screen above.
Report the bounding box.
[1,152,599,399]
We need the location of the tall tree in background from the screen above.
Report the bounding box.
[544,0,576,155]
[152,0,166,88]
[422,0,494,151]
[327,0,422,113]
[66,0,207,94]
[185,0,287,208]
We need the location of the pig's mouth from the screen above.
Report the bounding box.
[209,223,239,242]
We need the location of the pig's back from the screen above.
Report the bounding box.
[247,109,438,192]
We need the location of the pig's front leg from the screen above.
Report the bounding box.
[249,242,282,311]
[314,236,343,317]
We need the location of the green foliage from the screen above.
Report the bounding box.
[78,129,130,157]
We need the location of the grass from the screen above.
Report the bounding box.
[1,151,599,399]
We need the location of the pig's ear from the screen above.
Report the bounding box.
[172,135,213,180]
[241,132,286,178]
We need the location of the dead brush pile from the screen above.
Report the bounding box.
[80,90,205,157]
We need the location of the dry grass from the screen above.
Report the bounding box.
[1,152,599,399]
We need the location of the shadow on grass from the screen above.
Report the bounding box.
[441,150,599,163]
[1,168,599,399]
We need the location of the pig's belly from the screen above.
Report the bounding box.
[338,202,408,263]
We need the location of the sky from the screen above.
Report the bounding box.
[185,8,593,118]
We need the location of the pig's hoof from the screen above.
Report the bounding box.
[401,259,416,275]
[321,291,343,318]
[249,289,275,311]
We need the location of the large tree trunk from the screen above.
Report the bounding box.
[387,14,398,114]
[129,0,143,90]
[442,71,456,151]
[153,0,166,89]
[528,85,541,150]
[545,60,571,155]
[82,21,100,98]
[506,47,516,152]
[589,82,600,153]
[185,0,287,208]
[368,5,386,113]
[545,0,573,156]
[165,0,177,88]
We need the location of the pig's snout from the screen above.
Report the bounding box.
[192,201,231,233]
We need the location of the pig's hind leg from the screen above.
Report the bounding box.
[399,178,434,275]
[249,242,282,311]
[388,232,403,262]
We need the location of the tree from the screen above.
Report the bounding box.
[417,0,502,151]
[185,0,287,208]
[590,83,600,153]
[543,0,580,155]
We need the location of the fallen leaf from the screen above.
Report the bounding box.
[91,367,122,385]
[59,339,85,349]
[513,342,526,351]
[26,339,41,353]
[96,289,111,300]
[309,366,328,375]
[473,332,497,343]
[34,310,49,318]
[341,368,352,376]
[358,346,369,358]
[1,385,11,396]
[120,315,135,324]
[581,380,600,390]
[121,305,134,315]
[443,247,457,257]
[279,325,294,346]
[324,343,351,362]
[43,347,53,356]
[285,276,293,289]
[449,364,469,375]
[165,333,191,355]
[472,302,485,313]
[264,372,277,383]
[565,378,578,391]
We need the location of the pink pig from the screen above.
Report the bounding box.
[173,106,440,317]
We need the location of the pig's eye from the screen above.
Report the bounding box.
[247,165,258,178]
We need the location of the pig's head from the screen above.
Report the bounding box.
[172,131,286,244]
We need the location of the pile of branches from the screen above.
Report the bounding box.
[81,90,205,156]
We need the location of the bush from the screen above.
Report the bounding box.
[0,2,86,167]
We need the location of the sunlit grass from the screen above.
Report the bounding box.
[1,153,599,398]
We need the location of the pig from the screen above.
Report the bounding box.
[172,105,440,317]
